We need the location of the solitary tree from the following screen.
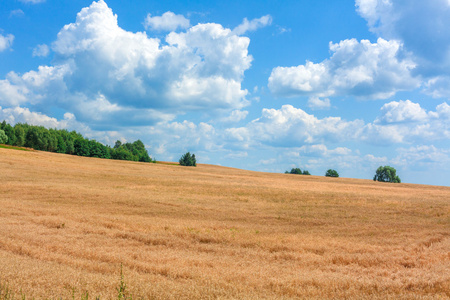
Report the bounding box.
[179,152,196,166]
[373,166,401,183]
[325,169,339,177]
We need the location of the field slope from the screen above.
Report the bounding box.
[0,148,449,299]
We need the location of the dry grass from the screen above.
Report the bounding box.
[0,148,449,299]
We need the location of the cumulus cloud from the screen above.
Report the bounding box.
[356,0,450,97]
[226,105,364,147]
[269,38,418,99]
[0,0,252,128]
[144,11,190,32]
[361,101,450,144]
[232,15,273,35]
[375,100,429,124]
[0,33,14,52]
[225,101,449,149]
[0,106,72,129]
[32,44,50,57]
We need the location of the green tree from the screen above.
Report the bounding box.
[0,129,8,144]
[111,147,134,161]
[25,126,44,150]
[56,135,67,153]
[74,138,90,157]
[179,152,196,166]
[373,166,401,183]
[325,169,339,177]
[14,124,26,147]
[2,123,15,145]
[114,140,122,149]
[285,168,310,175]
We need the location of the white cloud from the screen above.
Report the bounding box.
[32,44,50,57]
[308,97,331,110]
[424,77,450,98]
[375,100,429,124]
[269,38,418,99]
[144,11,190,32]
[392,145,450,169]
[0,0,252,128]
[361,100,450,144]
[356,0,450,97]
[232,15,273,35]
[0,33,14,52]
[0,106,124,145]
[297,144,352,157]
[225,101,450,149]
[226,105,364,147]
[219,110,248,123]
[0,106,70,129]
[142,120,221,161]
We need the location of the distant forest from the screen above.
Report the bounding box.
[0,121,153,163]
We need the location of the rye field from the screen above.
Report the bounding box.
[0,147,449,299]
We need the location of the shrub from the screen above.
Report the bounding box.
[325,169,339,177]
[373,166,401,183]
[179,152,196,166]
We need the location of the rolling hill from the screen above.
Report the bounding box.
[0,147,449,299]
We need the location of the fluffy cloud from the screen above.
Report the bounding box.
[144,11,190,32]
[32,44,50,57]
[226,105,364,147]
[0,33,14,52]
[361,101,450,144]
[269,38,418,99]
[225,101,450,149]
[356,0,450,97]
[375,100,429,124]
[0,0,252,128]
[232,15,273,35]
[0,106,73,129]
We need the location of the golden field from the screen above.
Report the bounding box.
[0,147,449,299]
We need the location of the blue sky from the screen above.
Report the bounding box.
[0,0,449,186]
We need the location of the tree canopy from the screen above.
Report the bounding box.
[179,152,196,166]
[373,166,401,183]
[325,169,339,177]
[0,129,8,144]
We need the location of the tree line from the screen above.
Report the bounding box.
[0,121,153,163]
